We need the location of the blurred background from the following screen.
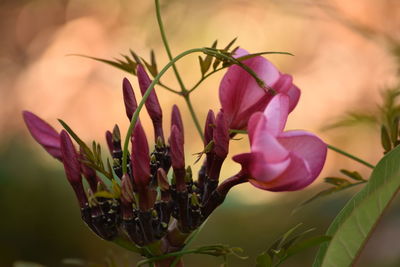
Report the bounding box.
[1,0,400,266]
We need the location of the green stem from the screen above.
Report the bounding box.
[122,48,205,174]
[155,0,186,92]
[155,0,205,140]
[327,144,375,169]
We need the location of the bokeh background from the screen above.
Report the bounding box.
[1,0,400,266]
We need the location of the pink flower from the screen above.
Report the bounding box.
[219,49,300,130]
[233,94,327,191]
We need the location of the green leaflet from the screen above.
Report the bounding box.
[313,145,400,267]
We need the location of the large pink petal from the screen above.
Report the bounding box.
[249,152,310,191]
[263,94,289,136]
[247,112,264,145]
[251,119,289,162]
[233,151,290,182]
[278,130,327,181]
[249,151,291,182]
[219,56,280,129]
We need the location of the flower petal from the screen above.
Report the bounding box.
[249,152,310,191]
[278,130,327,182]
[219,56,280,129]
[273,74,300,112]
[263,94,289,136]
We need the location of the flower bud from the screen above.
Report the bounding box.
[171,105,184,142]
[121,173,135,219]
[137,64,164,142]
[105,130,113,154]
[213,111,229,159]
[122,78,138,121]
[131,122,151,187]
[79,147,101,192]
[60,130,87,208]
[169,125,185,170]
[23,111,62,160]
[204,110,215,147]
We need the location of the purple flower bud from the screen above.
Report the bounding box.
[60,130,87,208]
[105,130,113,154]
[22,111,62,160]
[79,148,102,192]
[171,105,184,142]
[157,168,170,191]
[204,109,215,146]
[137,64,164,142]
[169,124,186,193]
[169,125,185,170]
[122,78,138,121]
[121,173,135,219]
[213,111,229,158]
[157,168,171,202]
[131,122,151,187]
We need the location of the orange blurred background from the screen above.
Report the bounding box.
[1,0,399,266]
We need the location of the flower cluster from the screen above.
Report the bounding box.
[23,54,326,252]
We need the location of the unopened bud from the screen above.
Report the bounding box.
[213,111,229,158]
[22,111,62,160]
[60,130,87,208]
[137,64,164,142]
[122,78,138,120]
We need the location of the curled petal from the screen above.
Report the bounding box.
[263,94,289,137]
[249,153,310,191]
[251,117,289,162]
[278,130,327,184]
[274,74,300,112]
[23,111,62,160]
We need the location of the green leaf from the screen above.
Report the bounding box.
[236,51,293,62]
[222,37,237,52]
[321,112,378,131]
[324,177,351,187]
[339,169,364,181]
[256,253,272,267]
[68,54,137,75]
[313,145,400,267]
[286,236,331,258]
[58,119,93,160]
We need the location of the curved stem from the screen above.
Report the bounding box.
[122,48,205,174]
[155,0,186,91]
[327,144,375,169]
[155,0,206,140]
